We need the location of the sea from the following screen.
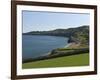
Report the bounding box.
[22,35,68,60]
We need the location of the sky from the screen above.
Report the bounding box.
[22,11,90,33]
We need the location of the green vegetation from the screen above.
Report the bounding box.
[23,48,89,63]
[55,47,88,51]
[22,53,89,69]
[22,25,89,69]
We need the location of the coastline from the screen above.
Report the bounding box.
[43,42,72,56]
[22,25,89,64]
[23,41,89,63]
[64,43,73,48]
[22,33,89,63]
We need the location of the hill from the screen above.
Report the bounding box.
[23,25,89,45]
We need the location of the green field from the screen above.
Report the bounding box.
[22,53,89,69]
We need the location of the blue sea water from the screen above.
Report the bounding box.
[22,35,68,60]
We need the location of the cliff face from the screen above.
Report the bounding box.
[68,26,89,45]
[23,25,89,45]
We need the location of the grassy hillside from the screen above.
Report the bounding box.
[22,53,89,69]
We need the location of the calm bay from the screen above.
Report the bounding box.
[22,35,68,60]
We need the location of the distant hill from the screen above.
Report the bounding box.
[23,25,89,45]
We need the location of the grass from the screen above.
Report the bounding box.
[22,53,89,69]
